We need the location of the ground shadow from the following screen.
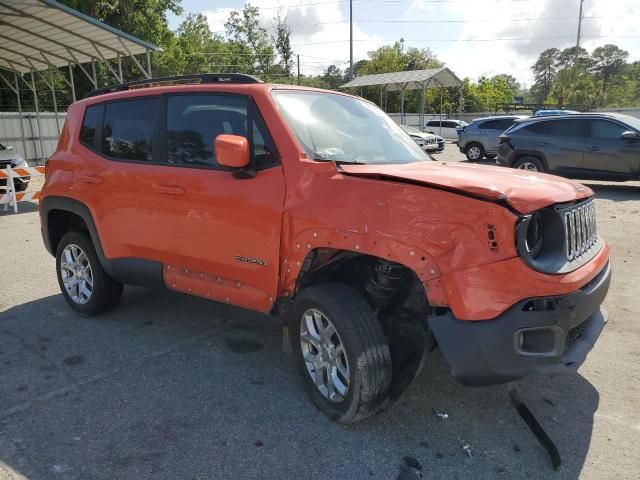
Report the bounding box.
[0,200,39,216]
[582,182,640,202]
[0,288,598,479]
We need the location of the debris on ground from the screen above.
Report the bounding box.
[432,408,448,419]
[509,384,561,470]
[396,456,423,479]
[462,443,474,458]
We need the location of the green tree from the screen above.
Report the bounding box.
[273,14,293,78]
[550,66,597,107]
[322,65,344,89]
[591,44,629,105]
[530,48,559,103]
[225,3,274,77]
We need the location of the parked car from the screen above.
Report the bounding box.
[457,115,527,161]
[497,113,640,180]
[424,119,467,139]
[400,125,445,154]
[41,74,610,424]
[535,109,580,117]
[0,142,30,191]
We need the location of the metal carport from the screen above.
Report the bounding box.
[0,0,161,162]
[340,67,463,130]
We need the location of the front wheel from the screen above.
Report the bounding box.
[56,231,123,316]
[513,156,545,172]
[290,283,392,424]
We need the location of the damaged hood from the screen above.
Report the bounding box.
[339,161,592,213]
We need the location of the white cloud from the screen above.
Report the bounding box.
[201,0,384,76]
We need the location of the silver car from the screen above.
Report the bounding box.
[0,142,30,191]
[457,115,527,161]
[400,125,445,153]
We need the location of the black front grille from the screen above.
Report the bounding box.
[562,199,597,261]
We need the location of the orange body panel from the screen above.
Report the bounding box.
[42,83,609,321]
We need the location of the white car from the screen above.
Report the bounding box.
[400,125,445,153]
[424,119,468,139]
[0,142,30,191]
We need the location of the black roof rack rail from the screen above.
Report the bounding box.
[87,73,263,98]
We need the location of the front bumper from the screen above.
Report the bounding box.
[428,260,611,386]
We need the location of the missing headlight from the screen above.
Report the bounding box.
[525,212,543,259]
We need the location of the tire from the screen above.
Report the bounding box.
[513,156,545,172]
[56,230,123,316]
[485,153,497,160]
[290,283,392,424]
[465,142,484,162]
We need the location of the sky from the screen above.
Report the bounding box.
[167,0,640,87]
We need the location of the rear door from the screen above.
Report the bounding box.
[583,119,640,178]
[531,119,588,173]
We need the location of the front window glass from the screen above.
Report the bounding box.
[272,90,427,164]
[591,120,626,140]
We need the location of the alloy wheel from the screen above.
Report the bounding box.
[517,162,539,172]
[60,243,94,304]
[300,308,350,403]
[467,146,481,160]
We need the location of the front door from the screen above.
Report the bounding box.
[140,93,285,311]
[583,119,640,178]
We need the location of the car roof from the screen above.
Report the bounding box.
[514,112,629,124]
[471,115,527,122]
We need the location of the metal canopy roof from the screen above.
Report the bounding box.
[340,67,463,91]
[0,0,161,74]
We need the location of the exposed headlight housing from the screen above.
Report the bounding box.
[516,198,601,274]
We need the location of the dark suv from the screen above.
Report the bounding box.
[497,113,640,180]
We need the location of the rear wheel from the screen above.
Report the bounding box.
[290,283,392,424]
[465,143,484,162]
[56,231,123,316]
[513,156,545,172]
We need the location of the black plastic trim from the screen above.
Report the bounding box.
[428,260,610,386]
[40,196,164,288]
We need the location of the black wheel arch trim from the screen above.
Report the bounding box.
[513,150,549,171]
[41,195,164,288]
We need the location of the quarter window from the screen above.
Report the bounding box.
[166,94,277,169]
[102,98,158,161]
[591,120,626,140]
[80,104,102,149]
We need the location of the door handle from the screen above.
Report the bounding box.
[78,175,103,184]
[588,145,600,151]
[152,183,185,195]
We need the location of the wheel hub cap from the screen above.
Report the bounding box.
[518,162,538,171]
[60,244,93,305]
[300,308,350,403]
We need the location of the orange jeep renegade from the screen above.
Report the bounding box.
[40,74,610,423]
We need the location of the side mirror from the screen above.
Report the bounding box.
[215,134,250,169]
[621,130,638,140]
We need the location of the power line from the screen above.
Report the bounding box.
[292,34,640,47]
[287,16,619,27]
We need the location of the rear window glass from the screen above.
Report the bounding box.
[80,104,102,149]
[102,98,159,161]
[524,120,585,137]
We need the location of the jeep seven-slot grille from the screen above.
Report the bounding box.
[426,138,436,145]
[563,199,597,261]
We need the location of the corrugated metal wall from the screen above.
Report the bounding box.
[0,112,66,164]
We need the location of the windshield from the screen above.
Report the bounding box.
[272,90,428,164]
[401,125,422,135]
[616,114,640,132]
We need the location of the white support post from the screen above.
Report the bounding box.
[146,49,152,78]
[118,38,151,79]
[68,63,76,102]
[5,167,18,213]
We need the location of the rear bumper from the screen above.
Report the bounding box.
[428,260,610,386]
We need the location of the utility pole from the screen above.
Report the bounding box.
[349,0,353,80]
[576,0,585,50]
[297,54,300,85]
